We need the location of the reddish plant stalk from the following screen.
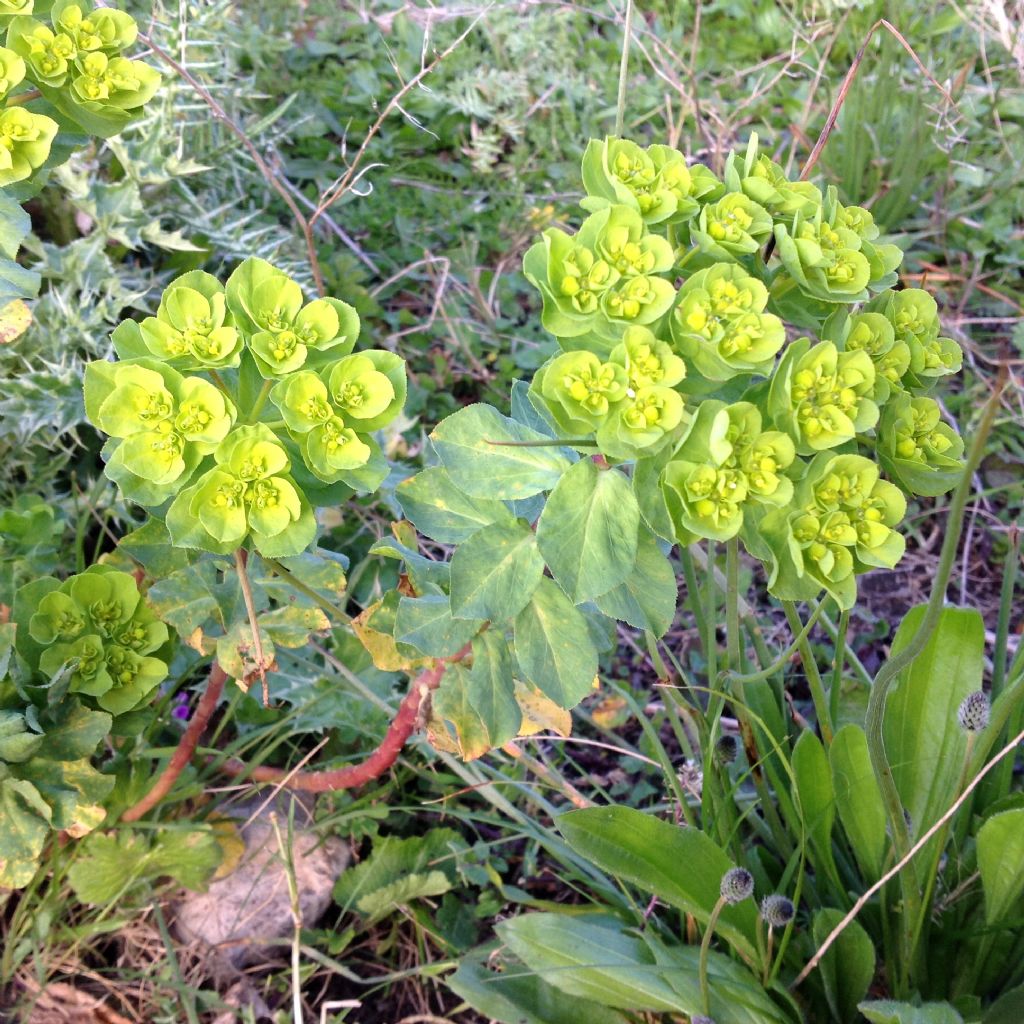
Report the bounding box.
[121,663,228,822]
[218,659,449,792]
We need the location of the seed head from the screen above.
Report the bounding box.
[760,893,795,928]
[677,759,703,798]
[715,734,739,765]
[957,690,990,733]
[720,867,754,904]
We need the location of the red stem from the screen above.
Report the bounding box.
[120,663,228,822]
[218,658,449,792]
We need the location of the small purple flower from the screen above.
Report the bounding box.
[171,694,191,721]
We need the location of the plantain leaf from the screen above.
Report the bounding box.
[830,724,887,879]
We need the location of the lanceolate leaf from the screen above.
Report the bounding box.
[883,605,982,836]
[449,521,545,623]
[431,403,573,500]
[830,724,887,879]
[498,914,786,1023]
[513,578,598,708]
[814,908,876,1024]
[977,808,1024,925]
[558,806,758,960]
[537,459,640,604]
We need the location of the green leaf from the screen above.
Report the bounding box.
[595,529,677,636]
[830,724,887,879]
[859,1000,964,1024]
[148,561,239,641]
[449,521,545,623]
[513,578,598,708]
[793,730,835,865]
[814,909,875,1024]
[0,192,30,261]
[536,460,639,604]
[395,594,483,658]
[432,633,520,759]
[983,985,1024,1023]
[449,949,629,1024]
[498,914,787,1023]
[978,808,1024,925]
[0,778,51,889]
[0,255,39,307]
[396,467,515,543]
[334,829,466,924]
[884,605,982,836]
[431,403,573,500]
[118,519,197,578]
[558,806,758,960]
[68,829,222,904]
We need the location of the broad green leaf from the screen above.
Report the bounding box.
[814,909,875,1024]
[68,829,222,904]
[977,808,1024,924]
[983,985,1024,1023]
[449,949,628,1024]
[0,256,39,307]
[216,620,275,680]
[148,562,242,642]
[0,192,30,260]
[830,724,887,879]
[884,605,982,836]
[395,594,483,658]
[118,519,196,577]
[498,914,787,1023]
[537,460,639,604]
[793,730,835,864]
[859,1000,964,1024]
[334,829,466,924]
[0,778,51,889]
[431,403,572,500]
[450,521,545,622]
[558,806,758,960]
[259,604,331,647]
[595,529,677,636]
[513,578,598,708]
[432,633,520,759]
[397,467,515,543]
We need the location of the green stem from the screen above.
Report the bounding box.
[725,602,825,687]
[863,379,1003,993]
[699,896,727,1015]
[681,545,710,652]
[829,607,850,729]
[991,526,1020,699]
[614,0,635,138]
[262,556,351,624]
[726,538,741,673]
[705,540,719,707]
[819,609,873,689]
[783,601,833,746]
[4,89,41,107]
[249,378,274,422]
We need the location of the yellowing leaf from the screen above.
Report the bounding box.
[591,694,629,730]
[515,679,572,738]
[0,300,31,344]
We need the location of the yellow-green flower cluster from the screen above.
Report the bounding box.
[6,1,159,139]
[18,566,169,715]
[85,258,408,558]
[760,454,906,609]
